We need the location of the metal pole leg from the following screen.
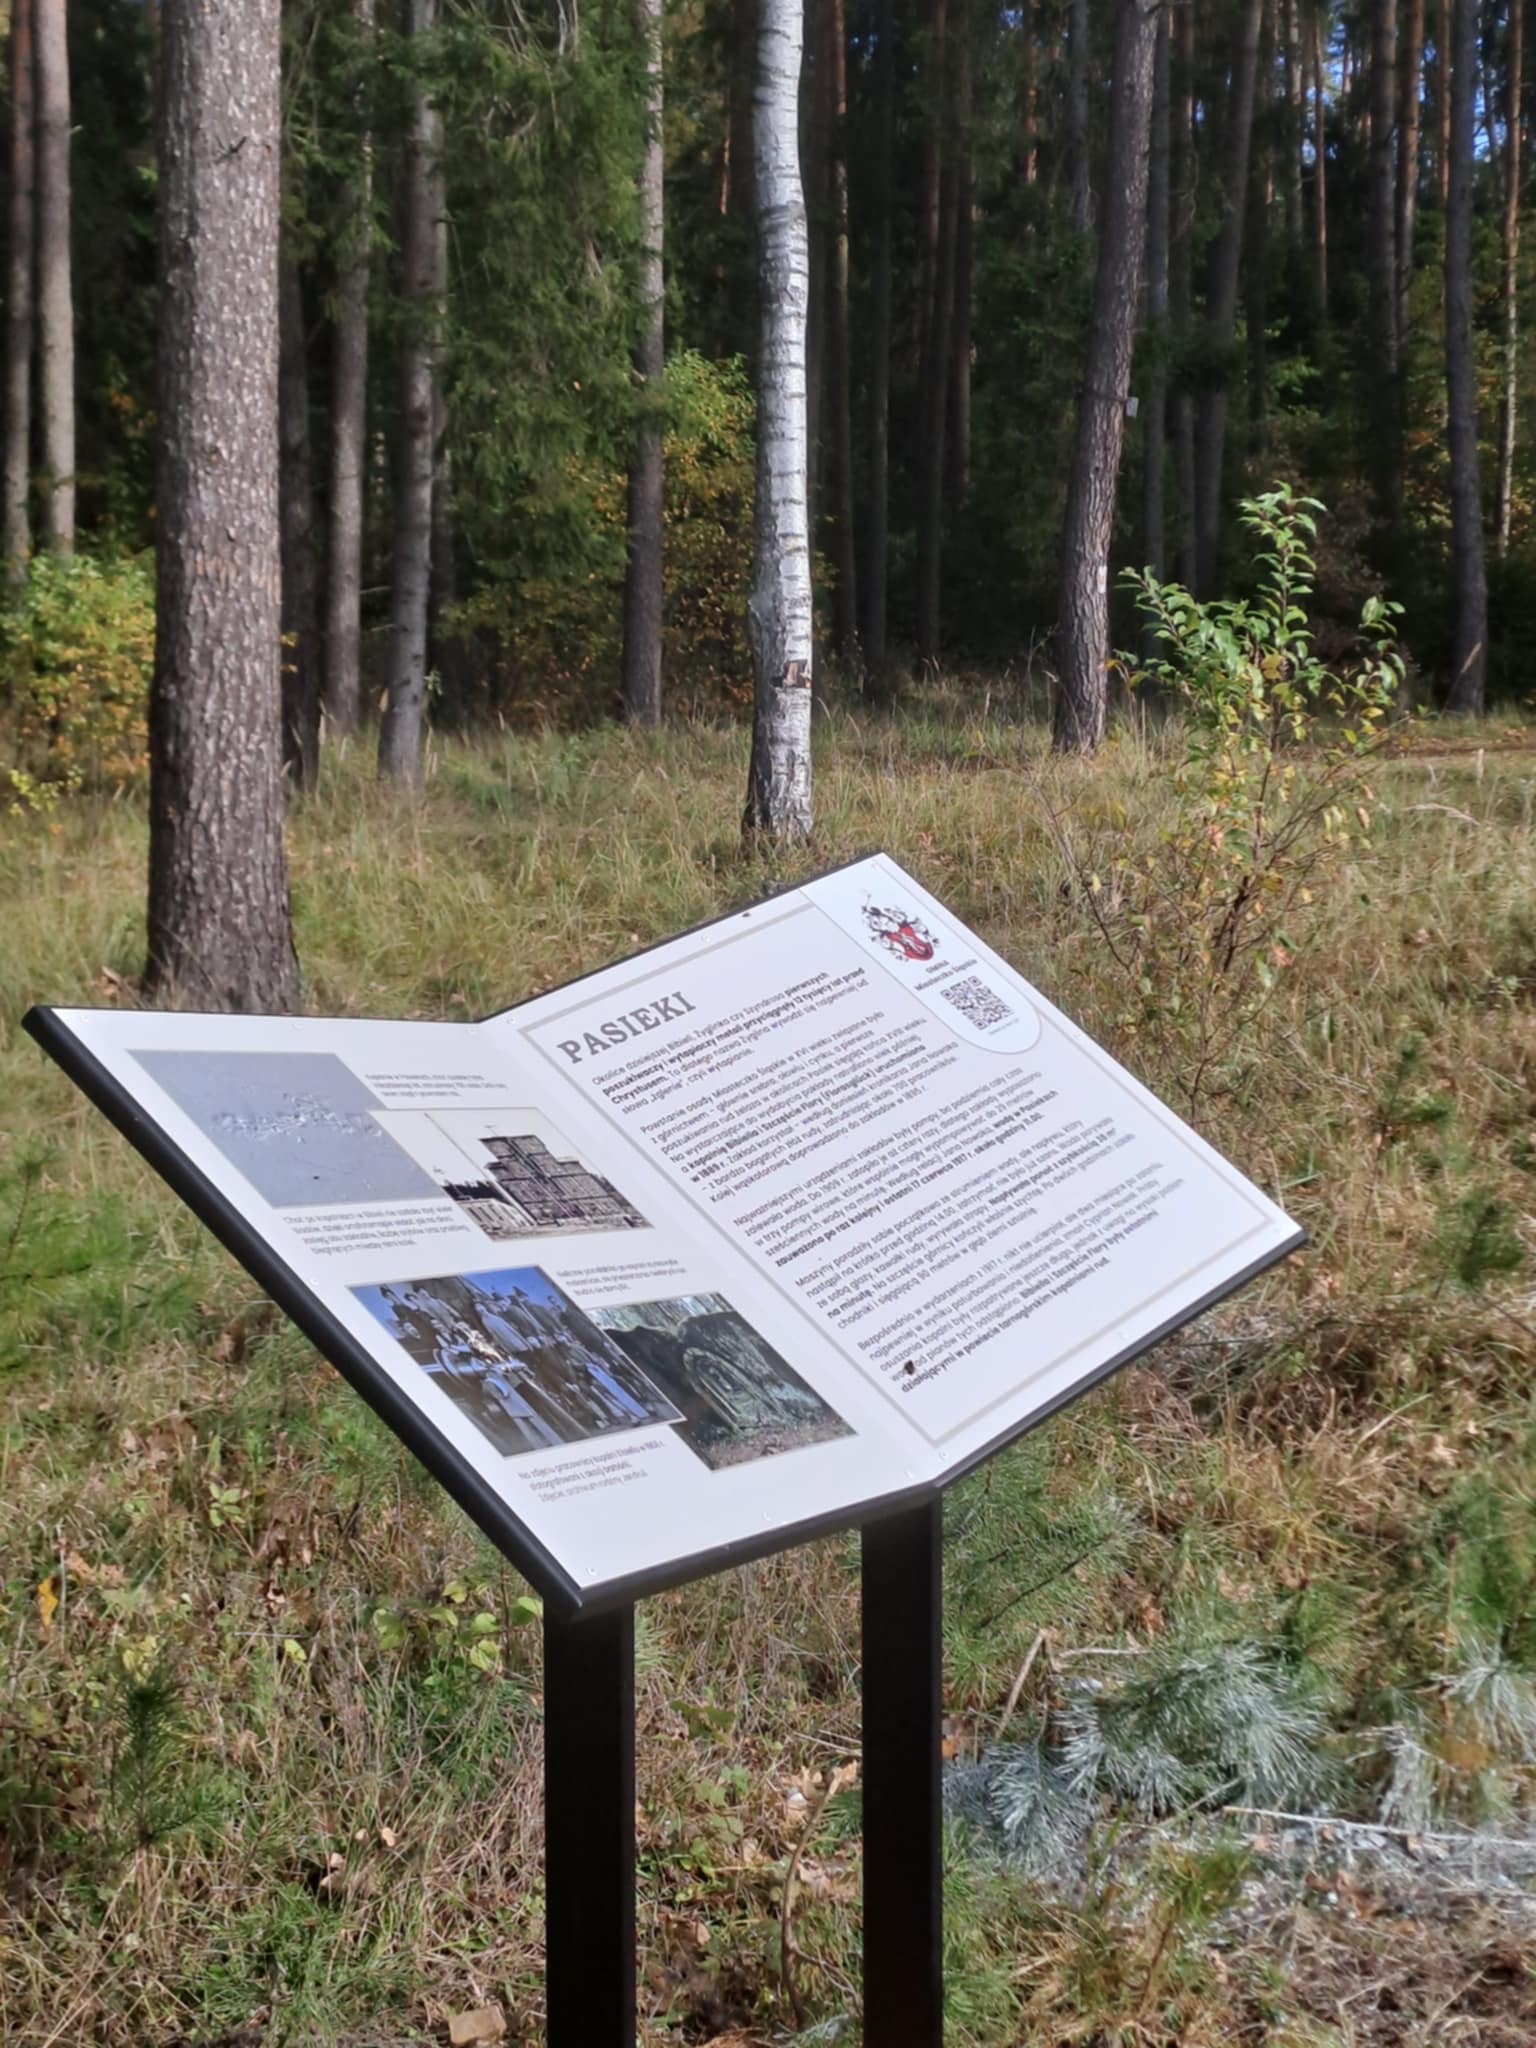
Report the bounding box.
[544,1602,636,2048]
[862,1500,944,2048]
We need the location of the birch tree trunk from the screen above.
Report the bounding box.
[861,0,894,672]
[34,0,74,552]
[1495,0,1522,557]
[146,0,298,1010]
[743,0,813,842]
[378,0,442,786]
[621,0,665,726]
[323,0,374,738]
[4,0,34,580]
[1055,0,1162,753]
[1443,0,1487,713]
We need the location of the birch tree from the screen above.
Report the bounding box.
[742,0,812,842]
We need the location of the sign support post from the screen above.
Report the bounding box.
[862,1500,945,2047]
[544,1603,636,2047]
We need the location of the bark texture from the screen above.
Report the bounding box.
[377,0,442,786]
[279,252,319,788]
[1193,0,1264,594]
[1143,3,1171,610]
[1443,0,1486,713]
[621,0,665,726]
[1069,0,1091,232]
[1395,0,1424,339]
[4,0,34,579]
[743,0,813,842]
[861,0,894,671]
[146,0,298,1011]
[322,0,374,738]
[1055,0,1162,753]
[34,0,74,551]
[1495,0,1522,556]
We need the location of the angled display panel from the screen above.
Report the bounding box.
[27,854,1302,1611]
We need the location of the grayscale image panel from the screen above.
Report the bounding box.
[131,1050,442,1208]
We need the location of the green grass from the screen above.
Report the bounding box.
[2,702,1535,2044]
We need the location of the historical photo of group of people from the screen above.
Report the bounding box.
[354,1266,680,1457]
[355,1267,851,1472]
[591,1294,851,1470]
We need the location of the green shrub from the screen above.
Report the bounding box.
[2,551,155,809]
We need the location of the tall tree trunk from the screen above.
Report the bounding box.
[1069,0,1092,231]
[378,0,441,787]
[1055,0,1163,752]
[322,0,374,739]
[1368,0,1401,534]
[4,0,34,580]
[1247,0,1275,454]
[278,253,319,789]
[803,0,830,551]
[946,16,974,512]
[1022,0,1038,182]
[621,0,665,724]
[1495,0,1522,556]
[1283,0,1305,248]
[1436,0,1452,209]
[146,0,298,1010]
[743,0,814,840]
[1311,4,1329,316]
[1143,3,1171,613]
[823,0,858,659]
[1396,0,1424,336]
[1171,0,1197,584]
[861,0,894,670]
[915,0,950,662]
[1444,0,1487,712]
[1193,0,1265,595]
[34,0,73,551]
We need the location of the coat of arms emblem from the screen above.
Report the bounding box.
[864,903,938,962]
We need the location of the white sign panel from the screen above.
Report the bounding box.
[29,855,1301,1610]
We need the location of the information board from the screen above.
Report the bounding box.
[27,854,1302,1612]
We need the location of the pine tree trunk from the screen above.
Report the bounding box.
[1055,0,1163,752]
[1022,0,1038,182]
[1495,0,1522,556]
[861,0,894,671]
[322,0,374,739]
[1193,0,1265,595]
[1283,0,1305,248]
[621,0,665,725]
[915,0,950,663]
[279,252,319,789]
[378,0,441,787]
[4,0,34,580]
[1171,0,1197,585]
[1436,0,1451,210]
[823,0,858,659]
[1069,0,1092,232]
[1247,0,1275,454]
[1395,0,1424,337]
[743,0,814,841]
[1367,0,1401,535]
[1143,3,1170,613]
[146,0,298,1010]
[1311,5,1329,316]
[34,0,73,552]
[946,16,974,513]
[1444,0,1487,713]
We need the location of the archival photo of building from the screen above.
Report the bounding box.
[591,1295,852,1471]
[423,1109,652,1240]
[354,1265,679,1458]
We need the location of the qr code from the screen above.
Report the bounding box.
[940,974,1014,1030]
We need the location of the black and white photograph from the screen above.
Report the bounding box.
[354,1266,679,1458]
[422,1108,651,1238]
[130,1050,443,1208]
[591,1295,852,1471]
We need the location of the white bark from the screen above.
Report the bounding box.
[742,0,813,842]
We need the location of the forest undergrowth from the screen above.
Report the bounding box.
[1,700,1534,2046]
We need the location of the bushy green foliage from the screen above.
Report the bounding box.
[1,552,154,809]
[455,350,754,719]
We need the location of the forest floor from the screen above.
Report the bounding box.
[2,701,1535,2046]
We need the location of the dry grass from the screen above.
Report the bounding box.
[2,701,1534,2045]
